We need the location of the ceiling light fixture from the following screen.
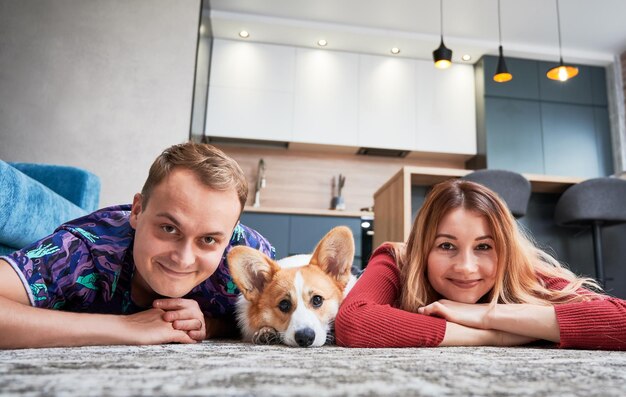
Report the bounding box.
[391,47,401,55]
[239,30,249,39]
[317,39,328,47]
[493,0,512,83]
[461,54,472,61]
[546,0,578,81]
[433,0,452,69]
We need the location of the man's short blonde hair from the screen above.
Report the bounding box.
[141,142,247,213]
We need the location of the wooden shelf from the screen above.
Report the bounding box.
[244,206,373,218]
[373,166,584,246]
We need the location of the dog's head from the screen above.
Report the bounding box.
[227,226,355,347]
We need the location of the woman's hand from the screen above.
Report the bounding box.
[153,298,207,342]
[418,299,494,330]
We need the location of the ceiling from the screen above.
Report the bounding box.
[207,0,626,66]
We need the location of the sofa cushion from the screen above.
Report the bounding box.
[0,160,88,248]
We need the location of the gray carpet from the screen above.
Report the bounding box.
[1,341,625,396]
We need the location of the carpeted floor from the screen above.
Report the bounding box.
[0,341,625,396]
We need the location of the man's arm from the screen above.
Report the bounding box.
[0,259,196,349]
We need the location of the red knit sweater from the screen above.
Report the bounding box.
[335,244,626,350]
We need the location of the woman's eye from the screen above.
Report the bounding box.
[438,242,455,250]
[161,225,177,234]
[311,295,324,308]
[278,299,292,313]
[476,243,492,251]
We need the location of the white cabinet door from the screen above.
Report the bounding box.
[415,62,477,154]
[358,54,417,151]
[293,48,359,146]
[206,39,295,141]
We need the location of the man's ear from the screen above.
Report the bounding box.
[310,226,355,287]
[227,246,279,301]
[129,193,143,229]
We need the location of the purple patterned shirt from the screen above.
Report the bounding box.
[1,205,275,318]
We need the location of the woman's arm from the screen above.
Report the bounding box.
[419,300,559,342]
[335,246,533,348]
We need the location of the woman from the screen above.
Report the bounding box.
[335,179,626,349]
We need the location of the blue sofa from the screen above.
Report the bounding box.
[0,159,101,256]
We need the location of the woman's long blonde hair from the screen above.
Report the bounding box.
[397,179,600,312]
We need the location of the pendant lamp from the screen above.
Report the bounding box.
[547,0,578,81]
[493,0,512,82]
[433,0,452,69]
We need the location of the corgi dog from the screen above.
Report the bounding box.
[227,226,356,347]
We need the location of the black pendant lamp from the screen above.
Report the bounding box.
[547,0,578,81]
[493,0,512,83]
[433,0,452,69]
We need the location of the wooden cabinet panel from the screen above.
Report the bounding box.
[293,49,359,146]
[484,97,545,174]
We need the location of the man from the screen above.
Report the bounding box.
[0,142,274,348]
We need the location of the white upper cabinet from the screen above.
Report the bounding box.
[206,39,295,141]
[206,40,476,155]
[415,62,477,154]
[358,55,417,151]
[292,48,359,146]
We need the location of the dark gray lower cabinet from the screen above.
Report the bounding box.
[240,213,363,269]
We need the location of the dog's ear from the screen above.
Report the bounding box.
[227,246,279,301]
[310,226,355,286]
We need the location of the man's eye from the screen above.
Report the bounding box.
[161,225,177,234]
[476,243,492,251]
[202,236,216,245]
[438,242,455,250]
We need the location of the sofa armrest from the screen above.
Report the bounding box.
[0,160,89,249]
[9,162,100,212]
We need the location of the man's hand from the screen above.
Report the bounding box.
[153,298,206,342]
[418,299,494,330]
[123,308,198,345]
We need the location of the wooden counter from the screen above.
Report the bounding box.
[373,166,583,247]
[244,206,373,218]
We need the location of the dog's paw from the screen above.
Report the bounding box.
[252,327,280,345]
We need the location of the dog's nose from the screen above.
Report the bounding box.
[294,328,316,347]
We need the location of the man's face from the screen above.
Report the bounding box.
[129,168,241,304]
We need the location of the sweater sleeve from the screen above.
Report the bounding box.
[335,244,446,348]
[547,277,626,350]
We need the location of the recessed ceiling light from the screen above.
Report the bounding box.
[461,54,472,61]
[239,30,249,39]
[391,47,401,55]
[199,25,206,35]
[317,39,328,47]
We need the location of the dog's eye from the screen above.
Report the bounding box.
[311,295,324,308]
[278,299,292,313]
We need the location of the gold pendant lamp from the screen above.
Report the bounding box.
[547,0,578,81]
[493,0,512,83]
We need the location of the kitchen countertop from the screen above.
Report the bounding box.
[244,206,374,218]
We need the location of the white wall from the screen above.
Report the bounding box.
[0,0,200,207]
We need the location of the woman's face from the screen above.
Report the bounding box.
[426,208,498,303]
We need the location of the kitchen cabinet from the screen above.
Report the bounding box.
[415,62,476,154]
[240,212,364,269]
[358,54,417,150]
[475,55,613,177]
[293,49,359,146]
[206,40,295,141]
